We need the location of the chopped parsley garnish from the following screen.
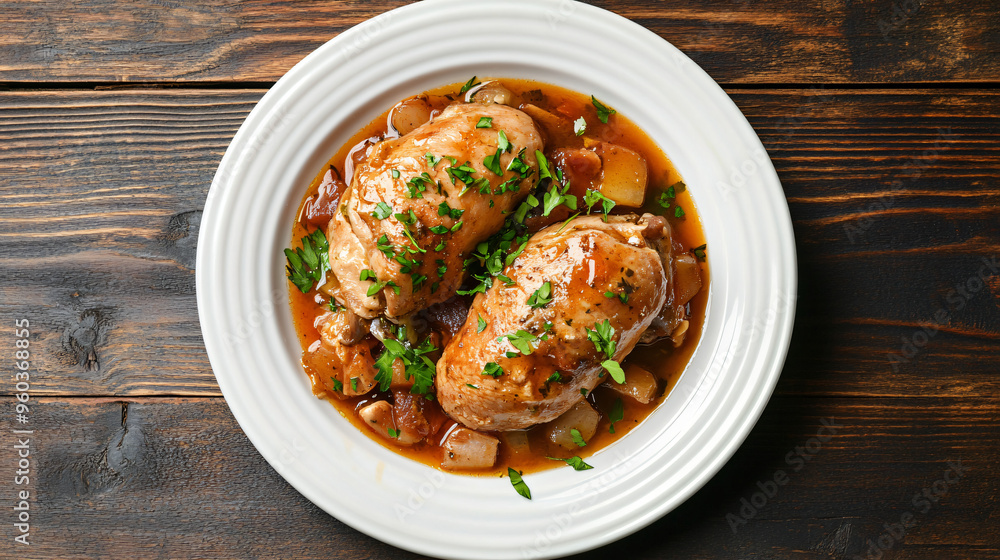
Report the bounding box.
[466,383,479,389]
[483,148,504,176]
[535,150,553,182]
[542,180,578,217]
[477,314,488,333]
[497,330,541,355]
[360,269,377,282]
[548,456,593,470]
[330,377,343,392]
[584,189,616,222]
[570,429,587,447]
[601,359,625,384]
[508,468,531,500]
[394,209,417,225]
[674,205,685,218]
[476,116,493,128]
[608,397,624,434]
[371,202,393,220]
[391,168,400,179]
[497,130,511,152]
[526,282,554,309]
[376,234,396,258]
[429,225,450,235]
[545,371,562,384]
[284,229,331,293]
[405,173,435,198]
[604,290,629,304]
[586,319,617,360]
[350,377,359,392]
[460,76,481,93]
[373,336,438,396]
[591,95,616,124]
[573,116,587,136]
[388,428,400,438]
[425,152,442,167]
[451,221,464,232]
[366,280,401,297]
[692,244,707,261]
[580,388,589,396]
[482,362,504,377]
[437,201,465,220]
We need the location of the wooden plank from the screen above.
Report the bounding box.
[0,0,998,84]
[0,397,995,558]
[0,89,998,397]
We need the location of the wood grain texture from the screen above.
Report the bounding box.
[0,397,995,558]
[1,89,997,397]
[0,0,998,84]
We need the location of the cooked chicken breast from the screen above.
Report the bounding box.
[327,103,544,319]
[436,214,673,431]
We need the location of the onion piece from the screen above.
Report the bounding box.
[441,427,499,470]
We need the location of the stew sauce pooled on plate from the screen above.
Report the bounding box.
[287,77,708,481]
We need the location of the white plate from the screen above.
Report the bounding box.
[196,0,796,558]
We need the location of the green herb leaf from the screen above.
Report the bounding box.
[497,130,511,153]
[460,76,481,93]
[466,383,479,389]
[526,281,554,309]
[330,377,343,392]
[609,397,624,434]
[371,202,393,220]
[545,371,562,384]
[674,205,685,218]
[350,377,359,392]
[580,388,589,396]
[425,152,442,167]
[536,150,552,181]
[583,189,616,222]
[360,269,377,282]
[476,116,493,128]
[284,229,331,293]
[429,225,450,235]
[497,330,540,355]
[573,116,587,136]
[586,319,617,360]
[477,314,488,333]
[591,95,616,124]
[548,455,593,470]
[391,168,400,179]
[482,362,504,377]
[601,359,625,384]
[483,148,504,176]
[508,468,531,499]
[692,244,707,261]
[570,429,587,447]
[387,427,400,438]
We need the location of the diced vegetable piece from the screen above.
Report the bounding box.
[441,427,499,470]
[545,401,600,450]
[301,338,376,398]
[359,401,399,442]
[594,143,648,207]
[674,253,703,306]
[605,363,659,404]
[502,430,531,455]
[468,81,513,105]
[389,97,433,136]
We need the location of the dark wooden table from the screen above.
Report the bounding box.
[2,0,998,558]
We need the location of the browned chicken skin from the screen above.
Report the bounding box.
[436,214,674,431]
[327,103,543,319]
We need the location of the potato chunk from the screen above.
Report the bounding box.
[594,143,648,207]
[545,401,600,450]
[441,428,499,470]
[605,363,659,404]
